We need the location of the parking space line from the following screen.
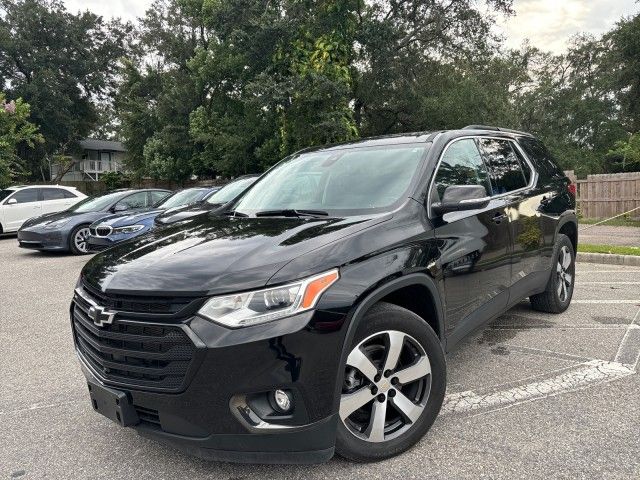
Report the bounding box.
[576,271,640,274]
[0,399,84,416]
[441,359,635,417]
[572,300,640,304]
[579,281,640,285]
[614,309,640,369]
[506,344,596,363]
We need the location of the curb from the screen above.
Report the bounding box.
[577,252,640,266]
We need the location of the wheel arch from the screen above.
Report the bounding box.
[68,222,93,251]
[556,213,578,253]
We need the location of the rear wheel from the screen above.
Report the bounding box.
[336,302,446,462]
[69,224,91,255]
[530,233,575,313]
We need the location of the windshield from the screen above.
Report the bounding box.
[206,177,257,205]
[0,189,15,202]
[233,144,426,216]
[158,189,205,209]
[69,191,128,213]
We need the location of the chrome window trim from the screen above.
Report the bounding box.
[427,135,538,219]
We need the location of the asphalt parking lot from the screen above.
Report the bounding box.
[1,234,639,479]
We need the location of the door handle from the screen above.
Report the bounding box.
[492,212,507,224]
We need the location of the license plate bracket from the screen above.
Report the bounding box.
[87,380,139,427]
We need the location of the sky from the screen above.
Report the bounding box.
[63,0,640,54]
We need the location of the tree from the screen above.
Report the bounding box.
[0,0,131,180]
[0,94,43,188]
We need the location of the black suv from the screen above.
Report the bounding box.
[71,126,577,464]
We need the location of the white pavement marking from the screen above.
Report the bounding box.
[614,309,640,370]
[441,359,635,416]
[576,271,640,274]
[0,399,84,416]
[579,282,640,285]
[572,300,640,304]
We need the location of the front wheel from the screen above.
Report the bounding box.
[69,224,91,255]
[336,302,446,462]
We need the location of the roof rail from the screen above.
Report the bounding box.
[462,125,532,136]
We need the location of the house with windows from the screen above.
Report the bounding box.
[50,139,127,181]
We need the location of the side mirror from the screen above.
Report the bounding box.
[7,198,17,205]
[113,203,128,213]
[432,185,490,216]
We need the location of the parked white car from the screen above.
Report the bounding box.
[0,185,87,233]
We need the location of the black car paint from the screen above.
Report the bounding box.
[73,129,577,463]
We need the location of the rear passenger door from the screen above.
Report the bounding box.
[41,187,76,213]
[430,138,512,345]
[476,137,544,306]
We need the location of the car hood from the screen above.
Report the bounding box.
[20,210,110,229]
[93,208,163,228]
[82,213,391,295]
[154,202,218,225]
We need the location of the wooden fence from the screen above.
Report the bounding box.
[565,171,640,219]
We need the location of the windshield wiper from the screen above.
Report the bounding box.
[255,209,329,218]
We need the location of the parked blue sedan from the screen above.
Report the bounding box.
[87,186,219,251]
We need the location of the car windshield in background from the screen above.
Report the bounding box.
[233,144,427,216]
[68,191,128,213]
[0,189,14,202]
[206,178,256,205]
[157,189,205,209]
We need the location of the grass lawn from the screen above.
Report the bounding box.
[579,218,640,228]
[578,244,640,256]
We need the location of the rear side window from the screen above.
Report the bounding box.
[41,188,68,200]
[432,138,492,201]
[477,138,527,194]
[518,137,564,183]
[9,189,39,204]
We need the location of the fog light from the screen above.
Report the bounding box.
[272,389,293,413]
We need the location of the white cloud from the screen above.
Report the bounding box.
[496,0,639,53]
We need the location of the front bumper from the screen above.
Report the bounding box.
[17,228,67,251]
[71,290,347,463]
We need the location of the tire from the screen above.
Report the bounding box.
[335,302,446,462]
[69,224,91,255]
[530,233,575,313]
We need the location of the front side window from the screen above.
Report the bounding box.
[477,138,527,194]
[157,189,204,209]
[432,139,492,202]
[117,192,148,209]
[150,190,170,205]
[70,191,129,213]
[233,144,427,216]
[9,189,39,204]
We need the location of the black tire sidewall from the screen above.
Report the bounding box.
[335,302,446,462]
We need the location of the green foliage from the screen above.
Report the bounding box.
[604,134,640,173]
[0,93,43,188]
[0,0,130,180]
[101,171,131,191]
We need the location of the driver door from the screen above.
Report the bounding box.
[430,138,512,346]
[4,188,42,231]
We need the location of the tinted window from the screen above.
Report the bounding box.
[62,189,78,198]
[157,189,206,209]
[151,190,170,204]
[432,139,492,202]
[518,137,563,183]
[206,177,257,205]
[477,138,527,194]
[10,189,39,204]
[0,189,14,202]
[41,188,67,200]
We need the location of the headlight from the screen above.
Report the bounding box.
[44,218,71,229]
[198,269,339,328]
[113,224,145,234]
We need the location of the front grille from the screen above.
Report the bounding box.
[135,405,161,427]
[89,227,97,236]
[96,226,112,237]
[82,281,194,315]
[72,295,198,392]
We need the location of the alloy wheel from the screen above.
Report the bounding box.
[340,330,432,443]
[74,227,91,253]
[556,245,573,302]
